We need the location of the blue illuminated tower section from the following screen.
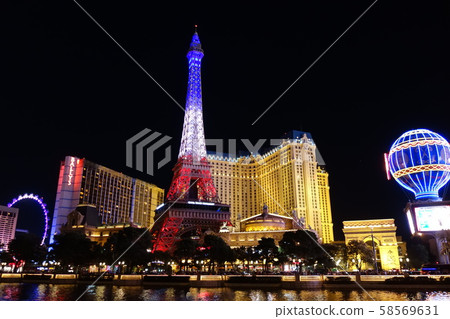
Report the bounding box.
[166,30,217,202]
[178,30,207,162]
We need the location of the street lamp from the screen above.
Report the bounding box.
[371,227,379,274]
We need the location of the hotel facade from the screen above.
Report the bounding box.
[0,205,19,251]
[49,156,164,244]
[207,131,334,244]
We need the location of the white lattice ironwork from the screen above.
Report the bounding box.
[178,31,207,163]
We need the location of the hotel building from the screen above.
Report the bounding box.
[208,131,334,244]
[50,156,164,244]
[0,205,19,251]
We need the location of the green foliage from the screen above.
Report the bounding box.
[346,240,374,271]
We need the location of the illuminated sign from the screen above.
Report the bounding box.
[187,201,215,206]
[383,153,391,180]
[415,205,450,232]
[67,157,76,186]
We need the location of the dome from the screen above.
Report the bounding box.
[241,205,292,232]
[388,129,450,200]
[243,214,287,232]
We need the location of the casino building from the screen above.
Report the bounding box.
[49,156,164,244]
[219,204,307,248]
[208,131,334,244]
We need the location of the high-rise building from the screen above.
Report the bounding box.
[0,205,19,251]
[50,156,164,244]
[208,131,334,244]
[151,29,231,252]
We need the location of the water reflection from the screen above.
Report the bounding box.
[425,291,450,301]
[1,283,449,301]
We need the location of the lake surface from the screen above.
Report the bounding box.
[1,283,450,301]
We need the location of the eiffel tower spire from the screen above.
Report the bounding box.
[178,29,206,163]
[166,29,218,202]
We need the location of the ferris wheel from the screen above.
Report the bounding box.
[7,193,49,246]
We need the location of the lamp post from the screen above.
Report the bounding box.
[371,227,379,274]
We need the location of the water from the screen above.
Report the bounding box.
[1,283,450,301]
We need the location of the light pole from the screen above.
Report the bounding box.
[371,227,379,274]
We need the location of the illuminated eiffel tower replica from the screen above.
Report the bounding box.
[151,29,231,252]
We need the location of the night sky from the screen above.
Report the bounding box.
[2,0,450,242]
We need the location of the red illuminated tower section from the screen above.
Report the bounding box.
[151,30,230,252]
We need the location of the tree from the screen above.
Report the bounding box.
[50,231,98,272]
[199,234,234,273]
[232,246,254,272]
[0,250,14,264]
[103,227,152,273]
[321,243,342,272]
[8,232,47,264]
[172,238,198,272]
[256,237,279,272]
[323,242,351,272]
[279,230,325,273]
[347,240,374,272]
[407,237,430,269]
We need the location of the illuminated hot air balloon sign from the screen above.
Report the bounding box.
[387,129,450,201]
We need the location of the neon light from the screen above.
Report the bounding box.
[67,157,76,186]
[383,153,391,180]
[7,193,49,246]
[406,209,415,234]
[187,201,215,206]
[392,164,450,179]
[388,129,450,200]
[156,203,165,210]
